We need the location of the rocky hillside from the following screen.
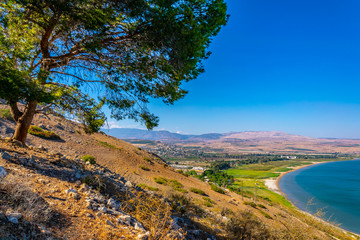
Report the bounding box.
[0,107,358,239]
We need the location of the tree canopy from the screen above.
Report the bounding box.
[0,0,228,142]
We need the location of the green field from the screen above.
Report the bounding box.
[224,158,349,208]
[224,169,280,179]
[230,180,293,208]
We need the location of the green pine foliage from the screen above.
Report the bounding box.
[0,0,228,142]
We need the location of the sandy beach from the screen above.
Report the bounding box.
[264,162,323,196]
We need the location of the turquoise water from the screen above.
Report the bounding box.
[279,159,360,234]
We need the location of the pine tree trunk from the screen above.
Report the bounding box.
[11,101,38,143]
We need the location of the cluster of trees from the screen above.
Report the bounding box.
[180,165,233,187]
[210,161,231,170]
[200,169,234,187]
[0,0,228,143]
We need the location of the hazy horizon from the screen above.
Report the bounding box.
[102,125,360,140]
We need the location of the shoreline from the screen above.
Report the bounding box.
[269,159,360,238]
[275,161,324,194]
[264,161,324,195]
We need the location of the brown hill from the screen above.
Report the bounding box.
[107,128,360,154]
[0,109,358,239]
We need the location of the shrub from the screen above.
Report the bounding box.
[175,188,188,193]
[257,204,267,209]
[99,141,116,148]
[137,184,159,191]
[139,165,150,171]
[81,155,96,164]
[0,174,55,224]
[28,125,60,140]
[144,157,152,163]
[81,174,121,196]
[190,188,206,195]
[169,179,183,189]
[244,201,257,208]
[154,177,168,185]
[202,197,215,204]
[259,210,273,219]
[169,193,191,206]
[221,207,233,216]
[210,184,225,194]
[203,201,213,207]
[261,196,272,202]
[0,109,13,121]
[169,193,190,214]
[82,175,104,192]
[154,177,187,192]
[122,191,185,239]
[169,180,187,192]
[225,210,270,240]
[176,170,190,177]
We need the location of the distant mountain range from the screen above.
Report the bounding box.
[103,128,360,154]
[103,128,311,142]
[103,128,223,142]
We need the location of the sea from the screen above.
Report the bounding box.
[279,159,360,234]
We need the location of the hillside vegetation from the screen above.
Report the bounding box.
[0,107,358,239]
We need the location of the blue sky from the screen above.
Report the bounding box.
[106,0,360,139]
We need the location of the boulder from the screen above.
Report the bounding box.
[70,192,81,200]
[98,206,107,213]
[117,215,131,225]
[6,211,22,223]
[107,198,119,210]
[125,181,133,188]
[106,219,115,227]
[6,211,22,220]
[37,145,47,151]
[0,165,7,179]
[137,232,150,240]
[7,216,18,224]
[74,171,82,179]
[1,152,11,160]
[134,221,146,232]
[65,188,78,194]
[91,194,106,203]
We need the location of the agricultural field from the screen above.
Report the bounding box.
[223,157,354,208]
